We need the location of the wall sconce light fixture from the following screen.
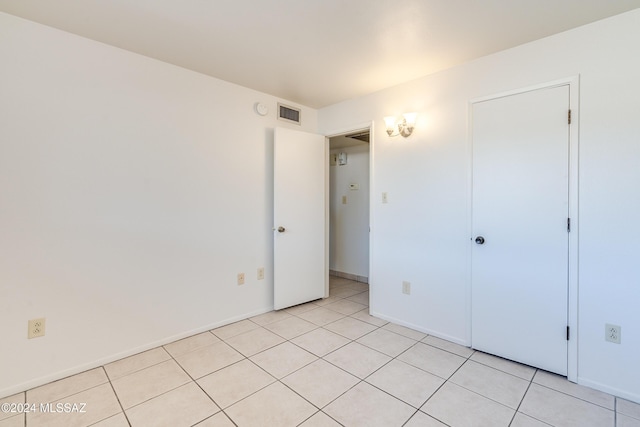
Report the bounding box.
[384,113,417,138]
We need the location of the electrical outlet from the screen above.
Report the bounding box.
[402,281,411,295]
[28,318,46,339]
[257,267,265,280]
[605,324,621,344]
[382,192,388,204]
[237,273,245,285]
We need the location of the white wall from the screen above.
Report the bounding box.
[319,10,640,403]
[329,143,369,278]
[0,12,317,397]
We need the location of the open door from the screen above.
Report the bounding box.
[274,127,328,310]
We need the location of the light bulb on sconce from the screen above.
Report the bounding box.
[384,112,417,137]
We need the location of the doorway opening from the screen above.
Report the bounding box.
[328,130,370,304]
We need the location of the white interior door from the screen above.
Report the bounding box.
[471,85,570,375]
[274,127,328,310]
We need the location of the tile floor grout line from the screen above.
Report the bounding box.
[462,357,537,382]
[361,376,429,412]
[188,353,277,424]
[301,337,365,380]
[399,408,421,427]
[215,359,322,426]
[115,349,212,422]
[403,408,454,427]
[214,408,240,427]
[310,331,420,414]
[114,378,193,414]
[506,373,535,427]
[184,352,249,423]
[105,350,173,383]
[508,402,556,427]
[287,330,353,358]
[287,323,396,412]
[446,358,524,412]
[276,373,327,413]
[320,341,392,379]
[261,321,364,422]
[294,411,319,427]
[419,337,477,360]
[612,396,640,422]
[24,367,110,407]
[532,381,617,411]
[104,374,132,427]
[313,378,364,415]
[314,410,346,427]
[416,347,508,425]
[465,354,536,381]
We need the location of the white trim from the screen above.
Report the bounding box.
[467,76,580,382]
[577,377,640,404]
[0,306,273,398]
[567,75,580,383]
[324,122,373,138]
[370,310,468,347]
[470,76,579,104]
[369,121,375,292]
[465,94,474,348]
[324,135,330,298]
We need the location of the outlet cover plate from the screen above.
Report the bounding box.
[605,323,621,344]
[28,318,46,339]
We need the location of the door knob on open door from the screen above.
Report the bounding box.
[277,226,286,233]
[475,236,485,244]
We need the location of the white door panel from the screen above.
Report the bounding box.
[471,85,569,375]
[274,127,328,310]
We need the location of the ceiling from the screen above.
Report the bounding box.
[1,1,638,108]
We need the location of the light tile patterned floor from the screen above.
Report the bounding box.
[1,277,639,427]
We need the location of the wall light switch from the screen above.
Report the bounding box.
[382,192,388,204]
[342,195,347,204]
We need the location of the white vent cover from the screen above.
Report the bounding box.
[278,103,301,125]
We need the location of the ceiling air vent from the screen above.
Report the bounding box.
[278,103,301,125]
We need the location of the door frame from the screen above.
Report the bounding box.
[324,121,375,290]
[467,76,579,382]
